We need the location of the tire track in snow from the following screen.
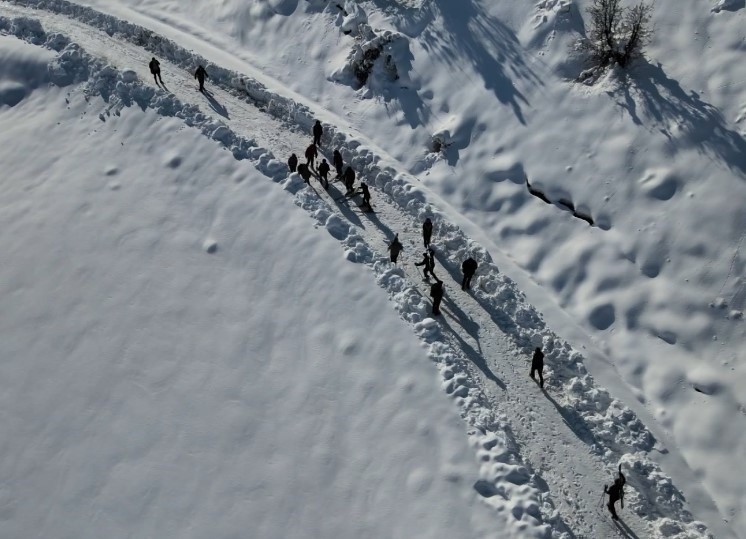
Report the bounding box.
[0,4,717,538]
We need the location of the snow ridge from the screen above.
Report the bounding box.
[0,4,712,537]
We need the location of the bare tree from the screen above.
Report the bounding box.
[580,0,653,71]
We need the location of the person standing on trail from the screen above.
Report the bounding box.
[530,346,545,388]
[297,163,312,183]
[360,182,372,211]
[604,465,626,520]
[388,233,403,264]
[305,143,318,169]
[318,158,330,189]
[461,256,478,290]
[288,153,298,173]
[194,65,208,92]
[344,166,356,193]
[430,279,444,316]
[313,120,323,146]
[149,57,164,86]
[422,217,433,248]
[333,149,344,178]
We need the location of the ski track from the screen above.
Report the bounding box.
[0,2,716,538]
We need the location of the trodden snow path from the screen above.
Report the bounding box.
[0,3,724,538]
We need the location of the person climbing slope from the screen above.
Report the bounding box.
[313,120,323,146]
[194,65,208,92]
[388,233,403,264]
[333,149,344,178]
[530,347,545,388]
[604,465,626,520]
[149,57,164,86]
[318,158,330,189]
[288,153,298,173]
[430,279,444,316]
[461,256,478,290]
[305,143,318,169]
[422,217,433,248]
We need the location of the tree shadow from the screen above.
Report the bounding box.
[202,89,229,119]
[613,60,746,177]
[422,0,541,125]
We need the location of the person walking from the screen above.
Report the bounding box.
[343,166,356,193]
[288,153,298,173]
[388,234,403,264]
[318,158,330,189]
[604,465,626,520]
[461,256,478,290]
[530,347,545,388]
[415,249,437,280]
[297,163,312,183]
[360,182,371,211]
[305,143,318,169]
[430,279,444,316]
[313,120,323,146]
[194,65,208,92]
[422,217,433,248]
[149,57,164,86]
[333,149,344,178]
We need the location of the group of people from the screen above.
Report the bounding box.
[287,121,372,211]
[148,57,209,93]
[145,55,628,524]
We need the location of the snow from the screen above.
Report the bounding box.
[0,42,500,538]
[1,0,744,537]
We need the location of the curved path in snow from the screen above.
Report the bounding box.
[0,1,731,537]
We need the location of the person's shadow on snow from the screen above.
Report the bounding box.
[614,518,641,539]
[202,89,229,119]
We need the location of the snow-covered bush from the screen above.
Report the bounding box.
[578,0,653,74]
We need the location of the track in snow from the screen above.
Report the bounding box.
[0,2,720,538]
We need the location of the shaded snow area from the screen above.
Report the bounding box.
[0,0,743,537]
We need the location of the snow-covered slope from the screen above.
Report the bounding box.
[0,37,505,539]
[55,0,744,534]
[0,0,743,537]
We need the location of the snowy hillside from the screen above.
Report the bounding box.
[0,0,744,537]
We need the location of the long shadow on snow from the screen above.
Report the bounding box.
[202,89,229,119]
[423,0,541,125]
[614,519,642,539]
[614,60,746,177]
[442,294,483,354]
[437,310,506,390]
[541,388,601,451]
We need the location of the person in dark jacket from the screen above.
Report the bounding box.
[344,166,356,193]
[430,279,444,315]
[530,347,545,388]
[318,158,330,189]
[360,182,371,211]
[305,143,318,168]
[333,150,344,178]
[604,465,626,520]
[422,217,433,248]
[194,65,208,92]
[313,120,323,146]
[149,57,164,86]
[288,153,298,173]
[388,234,403,264]
[461,256,478,290]
[297,163,312,183]
[415,249,437,280]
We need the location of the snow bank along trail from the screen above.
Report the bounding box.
[0,2,726,537]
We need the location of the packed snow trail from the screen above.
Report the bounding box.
[0,4,723,538]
